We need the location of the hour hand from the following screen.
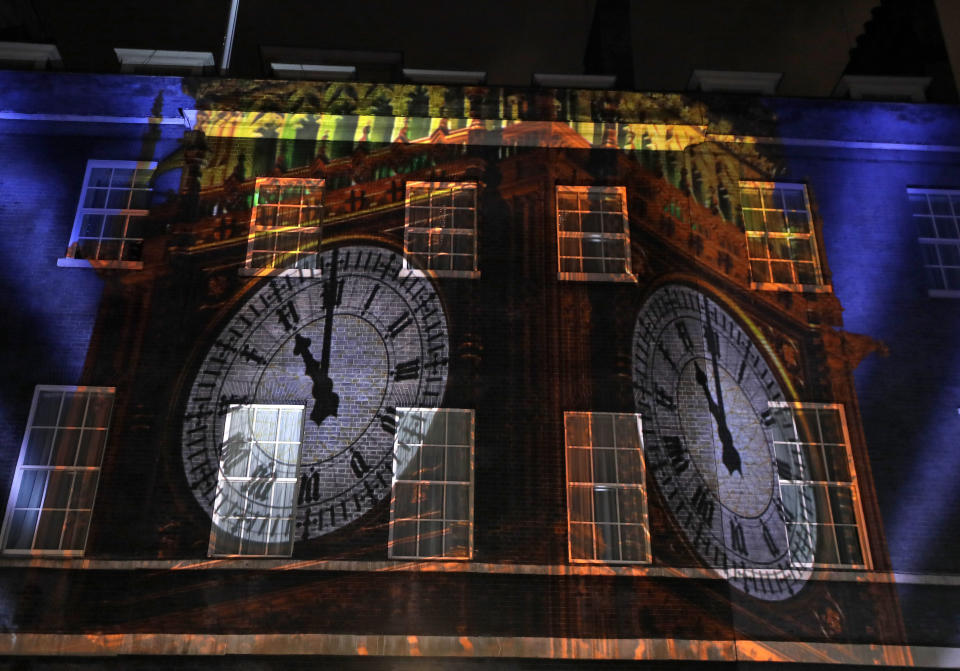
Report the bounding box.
[693,362,742,476]
[293,334,340,426]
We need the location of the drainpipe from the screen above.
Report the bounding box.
[220,0,240,75]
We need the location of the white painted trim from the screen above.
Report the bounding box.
[689,69,782,95]
[0,633,953,665]
[0,112,184,126]
[114,48,214,72]
[270,63,356,80]
[403,68,486,84]
[834,75,932,102]
[0,41,61,69]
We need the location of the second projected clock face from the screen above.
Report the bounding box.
[182,244,450,540]
[632,283,813,599]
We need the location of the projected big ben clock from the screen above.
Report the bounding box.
[633,283,814,599]
[181,244,450,540]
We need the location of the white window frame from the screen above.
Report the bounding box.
[740,181,830,293]
[389,408,475,560]
[58,160,156,269]
[402,181,480,279]
[564,411,651,564]
[556,185,636,283]
[1,386,115,556]
[209,404,305,558]
[907,187,960,298]
[240,177,324,277]
[771,401,872,569]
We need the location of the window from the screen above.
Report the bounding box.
[771,402,871,568]
[403,182,479,278]
[740,182,827,291]
[241,177,324,277]
[564,412,650,564]
[389,408,474,559]
[1,386,114,555]
[58,160,155,269]
[556,186,635,282]
[209,405,304,557]
[908,188,960,297]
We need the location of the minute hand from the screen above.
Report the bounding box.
[694,361,742,476]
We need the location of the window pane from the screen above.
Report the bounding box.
[390,408,474,560]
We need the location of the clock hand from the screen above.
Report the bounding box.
[694,361,743,476]
[294,249,341,426]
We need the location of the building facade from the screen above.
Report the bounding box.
[0,69,958,668]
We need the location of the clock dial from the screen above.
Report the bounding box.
[182,244,450,541]
[633,283,813,599]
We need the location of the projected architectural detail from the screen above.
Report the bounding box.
[634,284,815,599]
[556,185,635,282]
[209,404,305,557]
[59,160,155,268]
[1,386,114,555]
[739,181,825,291]
[771,402,871,569]
[403,181,479,277]
[389,408,474,559]
[242,177,325,276]
[907,187,960,296]
[182,245,450,541]
[564,412,650,564]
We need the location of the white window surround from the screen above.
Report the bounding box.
[740,181,830,293]
[533,73,616,89]
[402,181,480,279]
[403,68,486,85]
[114,48,214,74]
[556,185,636,283]
[565,411,651,565]
[0,41,62,69]
[771,401,872,570]
[1,386,115,556]
[209,404,305,558]
[240,177,324,277]
[270,63,356,81]
[907,187,960,298]
[58,159,156,270]
[688,69,782,95]
[833,75,932,103]
[389,408,474,560]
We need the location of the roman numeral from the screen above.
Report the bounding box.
[276,300,300,333]
[323,277,344,307]
[762,521,780,555]
[657,341,678,372]
[675,321,694,353]
[655,385,675,410]
[663,435,688,473]
[729,517,748,556]
[393,358,421,381]
[362,284,380,314]
[349,450,371,479]
[388,312,413,339]
[691,485,714,526]
[378,406,398,435]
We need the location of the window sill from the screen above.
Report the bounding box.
[750,281,832,293]
[928,289,960,298]
[558,271,637,284]
[399,267,481,280]
[57,257,143,270]
[239,267,322,278]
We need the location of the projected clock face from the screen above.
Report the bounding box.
[182,244,450,540]
[632,284,814,599]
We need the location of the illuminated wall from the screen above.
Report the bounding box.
[0,71,958,666]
